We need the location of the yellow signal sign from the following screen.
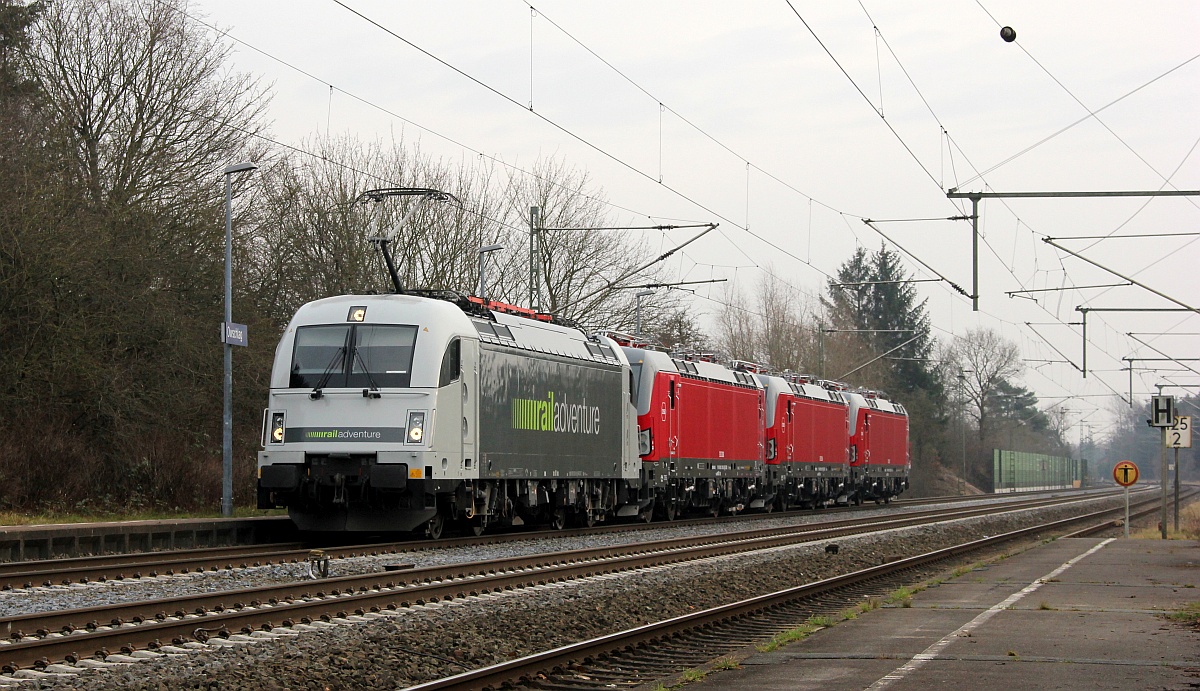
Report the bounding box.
[1112,460,1139,487]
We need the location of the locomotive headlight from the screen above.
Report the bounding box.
[269,411,286,445]
[406,411,427,445]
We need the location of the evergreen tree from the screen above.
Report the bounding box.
[823,244,948,488]
[823,243,941,398]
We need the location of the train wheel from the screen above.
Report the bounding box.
[663,501,678,522]
[470,518,486,536]
[425,513,445,540]
[550,508,567,531]
[709,502,721,518]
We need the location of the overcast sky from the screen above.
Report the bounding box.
[194,0,1199,441]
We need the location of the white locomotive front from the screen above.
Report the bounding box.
[257,293,642,536]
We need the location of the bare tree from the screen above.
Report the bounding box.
[503,158,671,329]
[950,327,1022,446]
[250,147,675,336]
[714,283,758,361]
[0,0,274,512]
[248,136,510,323]
[28,0,270,210]
[651,305,709,351]
[755,268,817,371]
[713,271,830,372]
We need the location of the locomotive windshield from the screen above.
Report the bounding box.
[289,324,418,389]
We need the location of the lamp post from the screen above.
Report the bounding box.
[478,244,504,303]
[222,162,257,518]
[635,290,654,336]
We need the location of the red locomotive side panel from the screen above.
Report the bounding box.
[849,405,909,469]
[863,410,908,468]
[674,375,763,464]
[767,391,850,467]
[792,396,850,467]
[634,368,763,465]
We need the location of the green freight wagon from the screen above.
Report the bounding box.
[991,450,1086,493]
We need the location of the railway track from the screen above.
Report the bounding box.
[0,490,1133,675]
[0,489,1120,591]
[404,489,1190,691]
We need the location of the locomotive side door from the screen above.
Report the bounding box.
[785,399,796,462]
[859,412,870,464]
[436,338,464,471]
[664,373,680,464]
[459,338,478,475]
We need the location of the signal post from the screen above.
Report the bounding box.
[1148,394,1175,539]
[1166,415,1191,532]
[1112,460,1139,538]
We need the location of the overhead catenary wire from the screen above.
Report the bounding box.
[782,1,1160,401]
[783,1,941,190]
[149,0,680,225]
[971,0,1200,209]
[694,3,1190,408]
[860,220,971,299]
[184,0,1171,422]
[957,51,1200,188]
[330,0,846,297]
[343,0,1166,422]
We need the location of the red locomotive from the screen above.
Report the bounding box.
[622,339,908,518]
[846,390,910,504]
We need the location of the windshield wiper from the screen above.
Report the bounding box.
[352,346,382,399]
[310,346,346,400]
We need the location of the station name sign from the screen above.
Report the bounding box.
[221,322,249,347]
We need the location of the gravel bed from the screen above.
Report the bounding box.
[18,494,1122,690]
[0,491,1104,620]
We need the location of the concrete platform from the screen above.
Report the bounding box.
[0,516,296,561]
[690,538,1200,690]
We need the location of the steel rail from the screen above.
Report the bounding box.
[0,489,1110,591]
[0,491,1129,672]
[404,490,1190,691]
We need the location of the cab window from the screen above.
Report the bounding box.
[290,325,349,388]
[290,324,417,389]
[439,338,461,387]
[350,325,418,388]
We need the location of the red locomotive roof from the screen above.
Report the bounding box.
[597,330,661,349]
